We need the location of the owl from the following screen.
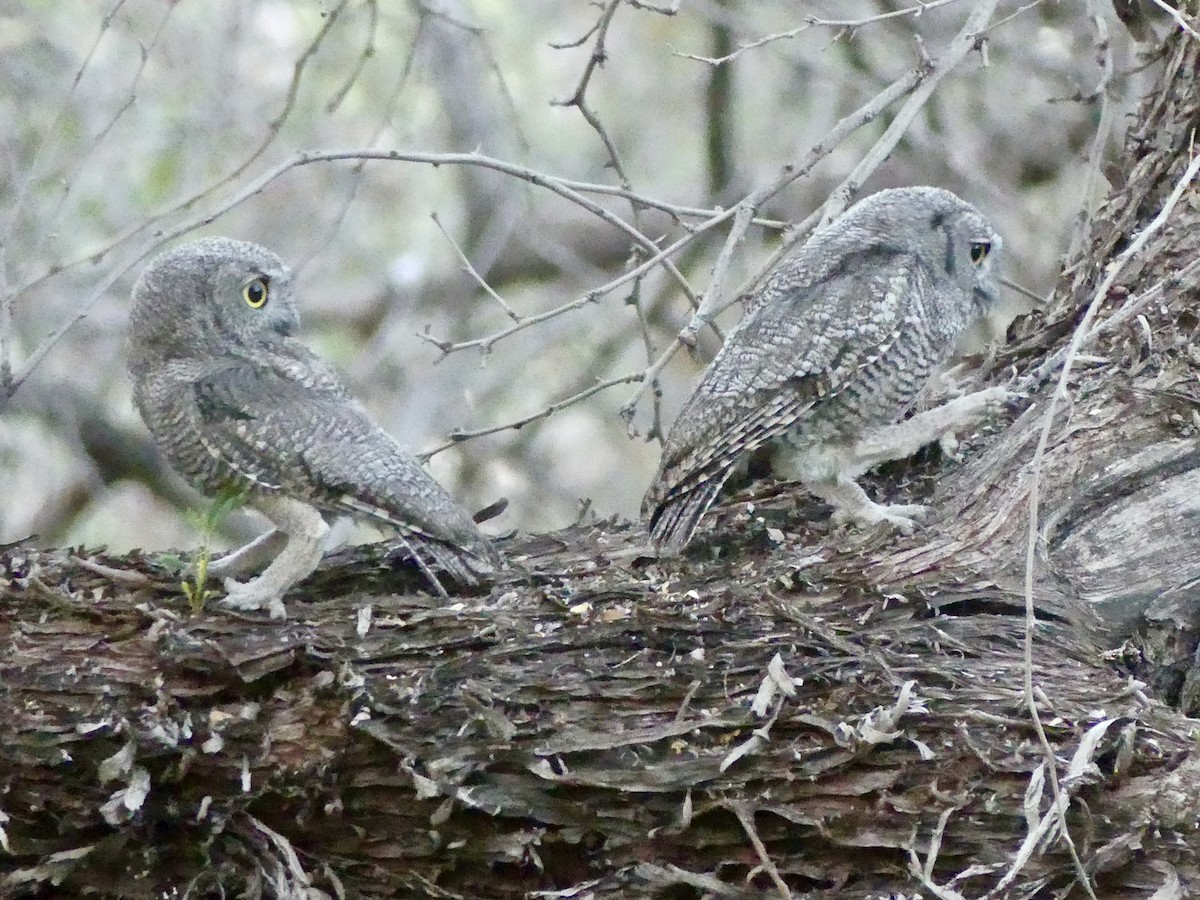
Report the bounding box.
[127,237,502,617]
[643,186,1011,554]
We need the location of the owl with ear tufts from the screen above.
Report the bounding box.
[643,186,1013,555]
[127,237,502,617]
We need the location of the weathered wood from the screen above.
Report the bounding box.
[5,29,1200,900]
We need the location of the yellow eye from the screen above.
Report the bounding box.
[969,241,992,265]
[242,277,269,308]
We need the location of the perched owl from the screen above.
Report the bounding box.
[643,186,1011,555]
[127,237,502,617]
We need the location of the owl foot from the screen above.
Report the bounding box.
[220,577,288,619]
[806,474,929,535]
[209,497,328,619]
[831,500,928,535]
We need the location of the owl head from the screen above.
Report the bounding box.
[841,187,1001,299]
[831,187,1007,354]
[128,237,299,374]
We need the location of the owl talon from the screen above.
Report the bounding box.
[831,501,928,534]
[220,577,288,619]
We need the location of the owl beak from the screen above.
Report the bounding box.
[973,283,1000,309]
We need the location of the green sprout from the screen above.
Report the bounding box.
[180,486,247,614]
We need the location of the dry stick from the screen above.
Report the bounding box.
[305,5,423,275]
[729,801,792,900]
[1015,144,1200,900]
[420,371,643,460]
[418,215,730,357]
[984,0,1053,33]
[675,0,967,66]
[1149,0,1200,40]
[625,0,681,14]
[430,212,521,322]
[556,0,667,436]
[325,0,379,115]
[556,0,631,190]
[1067,1,1115,261]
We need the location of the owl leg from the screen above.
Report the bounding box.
[219,497,329,619]
[846,387,1011,474]
[207,529,288,578]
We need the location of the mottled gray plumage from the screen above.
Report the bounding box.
[643,187,1009,554]
[128,237,501,616]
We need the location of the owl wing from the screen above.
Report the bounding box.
[192,357,500,578]
[644,247,931,551]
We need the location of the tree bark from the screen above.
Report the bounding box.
[5,30,1200,900]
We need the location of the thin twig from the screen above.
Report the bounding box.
[420,372,644,460]
[729,801,792,899]
[554,0,631,191]
[325,0,378,114]
[1149,0,1200,40]
[431,212,521,321]
[675,0,967,67]
[554,0,667,439]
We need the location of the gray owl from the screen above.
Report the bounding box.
[127,237,502,617]
[643,186,1011,554]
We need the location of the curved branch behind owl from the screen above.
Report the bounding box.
[643,186,1014,555]
[128,238,502,617]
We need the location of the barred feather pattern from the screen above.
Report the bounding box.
[643,187,1004,553]
[128,237,500,607]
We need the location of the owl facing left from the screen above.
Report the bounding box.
[127,237,502,617]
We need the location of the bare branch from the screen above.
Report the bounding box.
[674,0,968,68]
[1149,0,1200,41]
[430,212,521,322]
[1,1,353,403]
[553,1,631,191]
[820,0,1002,225]
[420,371,644,460]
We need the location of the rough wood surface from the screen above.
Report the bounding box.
[5,28,1200,900]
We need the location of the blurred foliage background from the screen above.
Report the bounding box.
[0,0,1159,555]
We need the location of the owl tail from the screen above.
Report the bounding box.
[393,531,501,594]
[646,464,736,556]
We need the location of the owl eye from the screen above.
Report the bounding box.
[969,241,992,265]
[242,277,269,308]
